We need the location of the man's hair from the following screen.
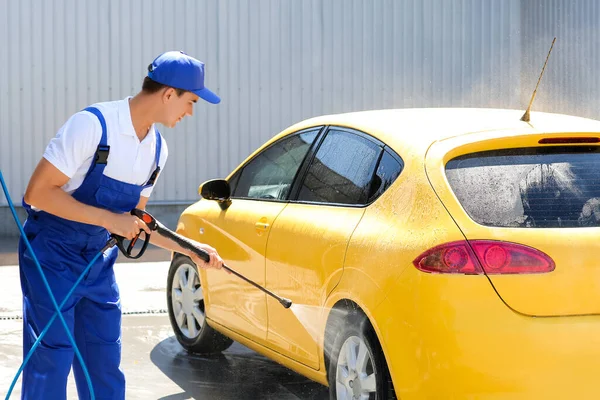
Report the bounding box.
[142,76,187,96]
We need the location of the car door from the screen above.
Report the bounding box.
[264,127,385,368]
[201,128,321,343]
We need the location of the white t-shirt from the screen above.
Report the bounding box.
[43,97,168,199]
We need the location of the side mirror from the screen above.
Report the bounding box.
[198,179,232,210]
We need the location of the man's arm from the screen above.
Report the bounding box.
[136,196,223,269]
[25,159,113,227]
[25,159,148,239]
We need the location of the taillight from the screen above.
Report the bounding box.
[413,242,483,274]
[413,240,555,275]
[470,241,555,274]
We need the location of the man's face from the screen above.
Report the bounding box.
[161,89,200,128]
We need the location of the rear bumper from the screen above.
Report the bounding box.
[373,270,600,399]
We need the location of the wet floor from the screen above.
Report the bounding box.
[0,259,328,399]
[0,315,329,399]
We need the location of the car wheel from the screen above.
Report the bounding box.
[167,255,233,354]
[328,311,395,400]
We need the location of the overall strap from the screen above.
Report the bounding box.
[82,107,110,177]
[145,128,162,186]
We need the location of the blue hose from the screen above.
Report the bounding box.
[0,170,99,400]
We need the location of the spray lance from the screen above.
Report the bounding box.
[117,208,293,309]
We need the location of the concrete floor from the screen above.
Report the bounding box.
[0,315,329,399]
[0,258,329,399]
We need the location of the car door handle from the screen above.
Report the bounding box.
[255,222,270,231]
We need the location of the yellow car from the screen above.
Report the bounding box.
[166,108,600,399]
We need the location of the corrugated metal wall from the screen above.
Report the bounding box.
[521,0,600,120]
[0,0,523,214]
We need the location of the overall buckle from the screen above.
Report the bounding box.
[94,145,110,165]
[147,167,161,185]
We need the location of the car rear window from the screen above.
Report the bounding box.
[445,146,600,228]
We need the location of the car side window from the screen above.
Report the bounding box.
[297,129,382,205]
[367,150,404,202]
[227,171,241,196]
[233,129,319,200]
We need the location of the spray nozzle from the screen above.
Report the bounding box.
[279,298,293,309]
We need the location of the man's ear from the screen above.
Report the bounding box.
[162,87,176,103]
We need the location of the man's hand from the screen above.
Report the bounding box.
[104,213,151,240]
[188,242,224,270]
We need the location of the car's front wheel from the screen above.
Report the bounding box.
[328,310,395,400]
[167,255,233,354]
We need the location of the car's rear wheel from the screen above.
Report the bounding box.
[328,310,395,400]
[167,255,233,354]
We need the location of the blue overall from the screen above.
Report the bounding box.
[18,107,162,400]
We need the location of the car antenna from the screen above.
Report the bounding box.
[521,37,556,122]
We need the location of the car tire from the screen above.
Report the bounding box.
[167,254,233,354]
[327,309,395,400]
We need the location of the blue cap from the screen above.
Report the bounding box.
[147,51,220,104]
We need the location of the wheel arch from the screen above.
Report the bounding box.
[323,297,396,398]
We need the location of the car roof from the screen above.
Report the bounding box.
[282,108,600,154]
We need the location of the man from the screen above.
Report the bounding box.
[19,51,223,399]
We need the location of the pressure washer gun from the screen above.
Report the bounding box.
[112,208,292,309]
[110,209,156,259]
